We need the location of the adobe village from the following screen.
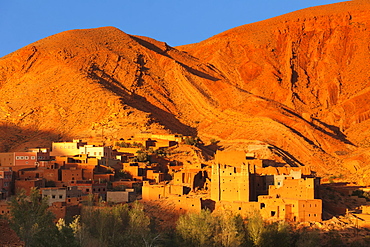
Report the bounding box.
[1,133,370,246]
[0,133,324,222]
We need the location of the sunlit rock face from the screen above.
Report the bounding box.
[1,1,370,182]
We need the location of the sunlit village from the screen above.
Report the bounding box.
[1,133,370,245]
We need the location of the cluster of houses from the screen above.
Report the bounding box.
[142,150,323,222]
[3,132,363,223]
[0,134,181,220]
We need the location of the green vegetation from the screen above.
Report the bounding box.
[294,228,321,247]
[115,141,143,148]
[153,147,169,157]
[71,202,157,247]
[351,190,370,201]
[328,174,343,183]
[6,192,370,246]
[184,136,202,146]
[8,188,78,247]
[176,209,218,246]
[133,150,150,162]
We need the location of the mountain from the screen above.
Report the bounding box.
[1,0,370,182]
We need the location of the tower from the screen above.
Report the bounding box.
[211,163,221,201]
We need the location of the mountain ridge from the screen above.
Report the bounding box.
[1,1,370,181]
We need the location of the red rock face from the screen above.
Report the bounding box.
[0,1,370,181]
[178,0,370,179]
[179,1,370,128]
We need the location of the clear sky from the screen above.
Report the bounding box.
[0,0,345,57]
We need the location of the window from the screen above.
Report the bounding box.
[239,207,242,210]
[86,189,89,192]
[31,156,35,160]
[271,211,276,217]
[59,195,63,199]
[52,195,56,199]
[25,156,29,160]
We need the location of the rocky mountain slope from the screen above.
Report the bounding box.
[1,0,370,181]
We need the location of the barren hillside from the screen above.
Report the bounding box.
[1,1,370,181]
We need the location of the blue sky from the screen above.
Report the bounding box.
[0,0,344,57]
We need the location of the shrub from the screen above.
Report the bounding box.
[184,136,201,146]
